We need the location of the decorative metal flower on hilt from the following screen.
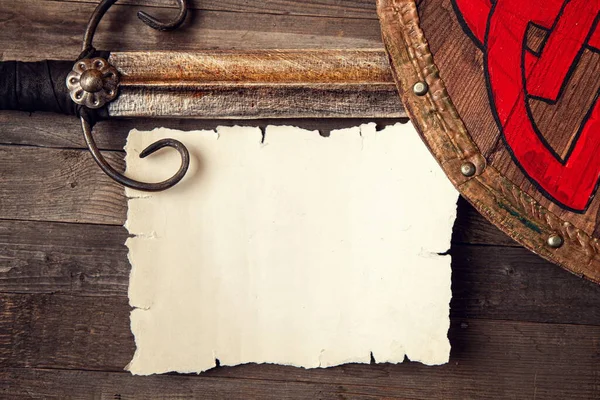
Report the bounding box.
[67,58,120,110]
[72,0,190,192]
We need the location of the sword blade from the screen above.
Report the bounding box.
[107,49,405,119]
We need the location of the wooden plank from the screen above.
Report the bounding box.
[0,112,96,150]
[51,0,379,19]
[0,1,383,62]
[0,142,510,249]
[202,319,600,400]
[0,142,515,245]
[3,0,597,398]
[452,196,518,247]
[0,220,129,296]
[1,351,598,400]
[0,145,126,225]
[1,302,599,399]
[0,293,134,371]
[450,244,600,324]
[0,368,386,400]
[0,113,408,151]
[1,218,598,325]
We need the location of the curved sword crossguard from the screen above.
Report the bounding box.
[138,0,189,32]
[77,0,190,192]
[81,111,189,192]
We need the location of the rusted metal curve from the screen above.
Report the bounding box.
[77,0,191,192]
[138,0,188,31]
[82,0,189,53]
[81,115,190,192]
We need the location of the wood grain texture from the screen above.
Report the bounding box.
[450,244,600,325]
[0,293,133,371]
[417,0,499,159]
[0,143,515,248]
[1,312,599,399]
[0,145,126,225]
[0,220,130,296]
[0,0,384,62]
[1,368,393,400]
[51,0,379,19]
[1,0,600,398]
[1,217,598,326]
[419,0,600,238]
[380,0,600,282]
[0,111,406,150]
[452,197,518,247]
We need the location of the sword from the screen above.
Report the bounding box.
[1,0,405,192]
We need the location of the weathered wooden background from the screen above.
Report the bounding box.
[1,1,599,398]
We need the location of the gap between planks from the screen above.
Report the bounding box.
[2,229,599,326]
[1,1,385,62]
[1,318,599,399]
[0,142,515,245]
[0,112,408,151]
[45,0,380,20]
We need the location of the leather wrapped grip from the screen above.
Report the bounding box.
[0,60,78,115]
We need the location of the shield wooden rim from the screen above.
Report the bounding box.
[377,0,600,283]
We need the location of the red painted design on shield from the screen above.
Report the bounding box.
[453,0,600,212]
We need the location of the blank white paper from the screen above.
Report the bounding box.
[124,122,458,376]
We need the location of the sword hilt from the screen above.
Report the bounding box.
[0,0,192,193]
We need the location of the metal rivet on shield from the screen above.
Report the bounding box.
[413,81,429,96]
[460,162,477,177]
[547,234,564,249]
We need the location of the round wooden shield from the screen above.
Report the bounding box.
[378,0,600,283]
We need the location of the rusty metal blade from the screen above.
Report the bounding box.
[107,50,404,119]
